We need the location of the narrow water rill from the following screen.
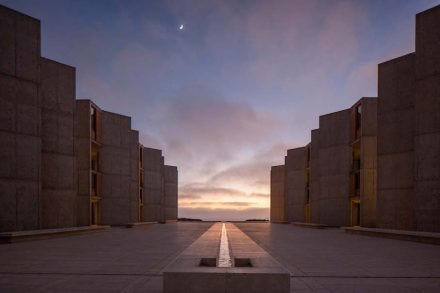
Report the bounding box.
[163,223,290,292]
[217,223,232,267]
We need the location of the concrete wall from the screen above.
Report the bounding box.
[414,6,440,232]
[309,129,320,224]
[129,131,140,223]
[0,6,41,232]
[270,165,285,223]
[100,111,138,225]
[142,147,164,222]
[40,58,76,229]
[284,147,308,222]
[75,100,91,226]
[377,54,416,230]
[358,98,378,228]
[318,110,351,226]
[164,165,178,221]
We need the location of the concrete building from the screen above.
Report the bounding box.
[40,58,77,229]
[315,109,351,226]
[349,98,377,227]
[100,111,140,225]
[0,4,179,233]
[272,5,439,232]
[309,129,320,224]
[284,145,310,223]
[164,165,178,221]
[377,5,440,232]
[270,165,285,223]
[0,6,77,232]
[75,100,102,226]
[141,147,165,223]
[75,101,157,226]
[280,98,377,227]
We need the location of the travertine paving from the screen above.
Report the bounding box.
[1,222,440,292]
[236,223,440,292]
[0,222,212,292]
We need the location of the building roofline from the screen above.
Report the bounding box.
[0,4,40,23]
[40,57,76,70]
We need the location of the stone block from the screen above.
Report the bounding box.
[318,145,351,175]
[57,114,74,154]
[415,132,440,181]
[16,79,39,106]
[319,174,349,200]
[377,189,414,230]
[40,59,58,109]
[15,13,40,82]
[318,198,349,226]
[16,103,40,136]
[144,188,162,205]
[77,170,90,196]
[377,152,414,190]
[0,6,16,75]
[41,189,76,229]
[377,108,414,155]
[361,136,377,170]
[0,96,15,132]
[76,195,90,226]
[15,181,40,231]
[360,98,378,137]
[15,134,40,180]
[0,131,16,178]
[416,6,440,78]
[414,180,440,212]
[378,54,415,114]
[41,152,58,189]
[285,147,307,171]
[142,148,163,171]
[75,138,90,171]
[318,110,350,148]
[41,111,58,153]
[143,205,161,222]
[145,170,163,189]
[0,179,16,232]
[415,75,440,135]
[56,64,75,114]
[101,174,121,198]
[74,100,91,139]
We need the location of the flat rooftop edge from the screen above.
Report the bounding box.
[0,225,110,244]
[345,226,440,245]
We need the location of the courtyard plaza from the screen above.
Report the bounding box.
[0,222,439,292]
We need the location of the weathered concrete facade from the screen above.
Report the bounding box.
[0,4,179,232]
[40,58,77,229]
[317,110,351,226]
[349,98,377,228]
[100,111,139,225]
[284,146,309,223]
[270,165,285,223]
[0,6,78,232]
[142,147,165,222]
[377,6,440,232]
[75,100,102,226]
[272,5,440,232]
[0,7,41,232]
[164,165,178,221]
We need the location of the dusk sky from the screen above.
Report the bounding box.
[3,0,439,220]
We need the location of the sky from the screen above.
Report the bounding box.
[2,0,439,220]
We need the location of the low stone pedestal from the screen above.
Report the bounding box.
[163,223,290,293]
